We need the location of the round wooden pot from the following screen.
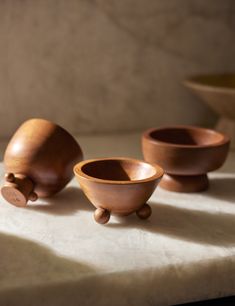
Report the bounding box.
[1,118,83,207]
[74,157,164,224]
[142,126,230,192]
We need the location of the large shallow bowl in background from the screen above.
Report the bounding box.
[184,74,235,148]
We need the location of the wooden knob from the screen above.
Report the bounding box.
[94,208,110,224]
[136,203,152,219]
[1,174,37,207]
[5,173,15,182]
[29,192,38,202]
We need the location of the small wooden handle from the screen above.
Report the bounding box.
[5,173,15,182]
[1,173,37,207]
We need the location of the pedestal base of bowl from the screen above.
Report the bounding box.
[160,174,209,193]
[94,204,152,224]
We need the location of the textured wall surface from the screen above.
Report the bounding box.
[0,0,235,137]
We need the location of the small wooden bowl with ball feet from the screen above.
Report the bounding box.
[142,126,230,193]
[74,158,164,224]
[1,118,83,207]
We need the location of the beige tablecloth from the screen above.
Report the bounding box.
[0,133,234,305]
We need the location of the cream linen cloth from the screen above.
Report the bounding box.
[0,133,234,306]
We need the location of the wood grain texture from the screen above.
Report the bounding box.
[1,118,83,206]
[142,126,230,192]
[74,157,164,224]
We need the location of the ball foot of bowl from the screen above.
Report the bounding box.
[136,203,152,219]
[159,174,209,193]
[94,208,110,224]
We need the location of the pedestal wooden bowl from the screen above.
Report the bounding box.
[74,158,164,224]
[142,126,230,193]
[1,118,83,207]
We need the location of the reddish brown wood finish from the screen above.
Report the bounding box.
[1,118,83,207]
[142,126,230,192]
[74,157,164,224]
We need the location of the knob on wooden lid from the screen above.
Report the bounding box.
[1,173,38,207]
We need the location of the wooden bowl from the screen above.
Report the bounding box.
[183,74,235,147]
[74,158,164,224]
[142,126,230,192]
[1,118,83,207]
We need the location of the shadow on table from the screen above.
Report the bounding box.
[107,202,235,247]
[0,232,234,306]
[179,296,235,305]
[205,176,235,203]
[0,232,94,305]
[28,187,93,216]
[26,182,235,246]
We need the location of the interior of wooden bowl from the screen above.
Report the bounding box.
[188,74,235,89]
[149,127,224,146]
[81,159,157,181]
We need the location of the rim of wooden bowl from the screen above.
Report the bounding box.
[74,157,164,185]
[142,125,230,149]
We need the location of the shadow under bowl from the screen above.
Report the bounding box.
[74,157,164,224]
[142,126,230,192]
